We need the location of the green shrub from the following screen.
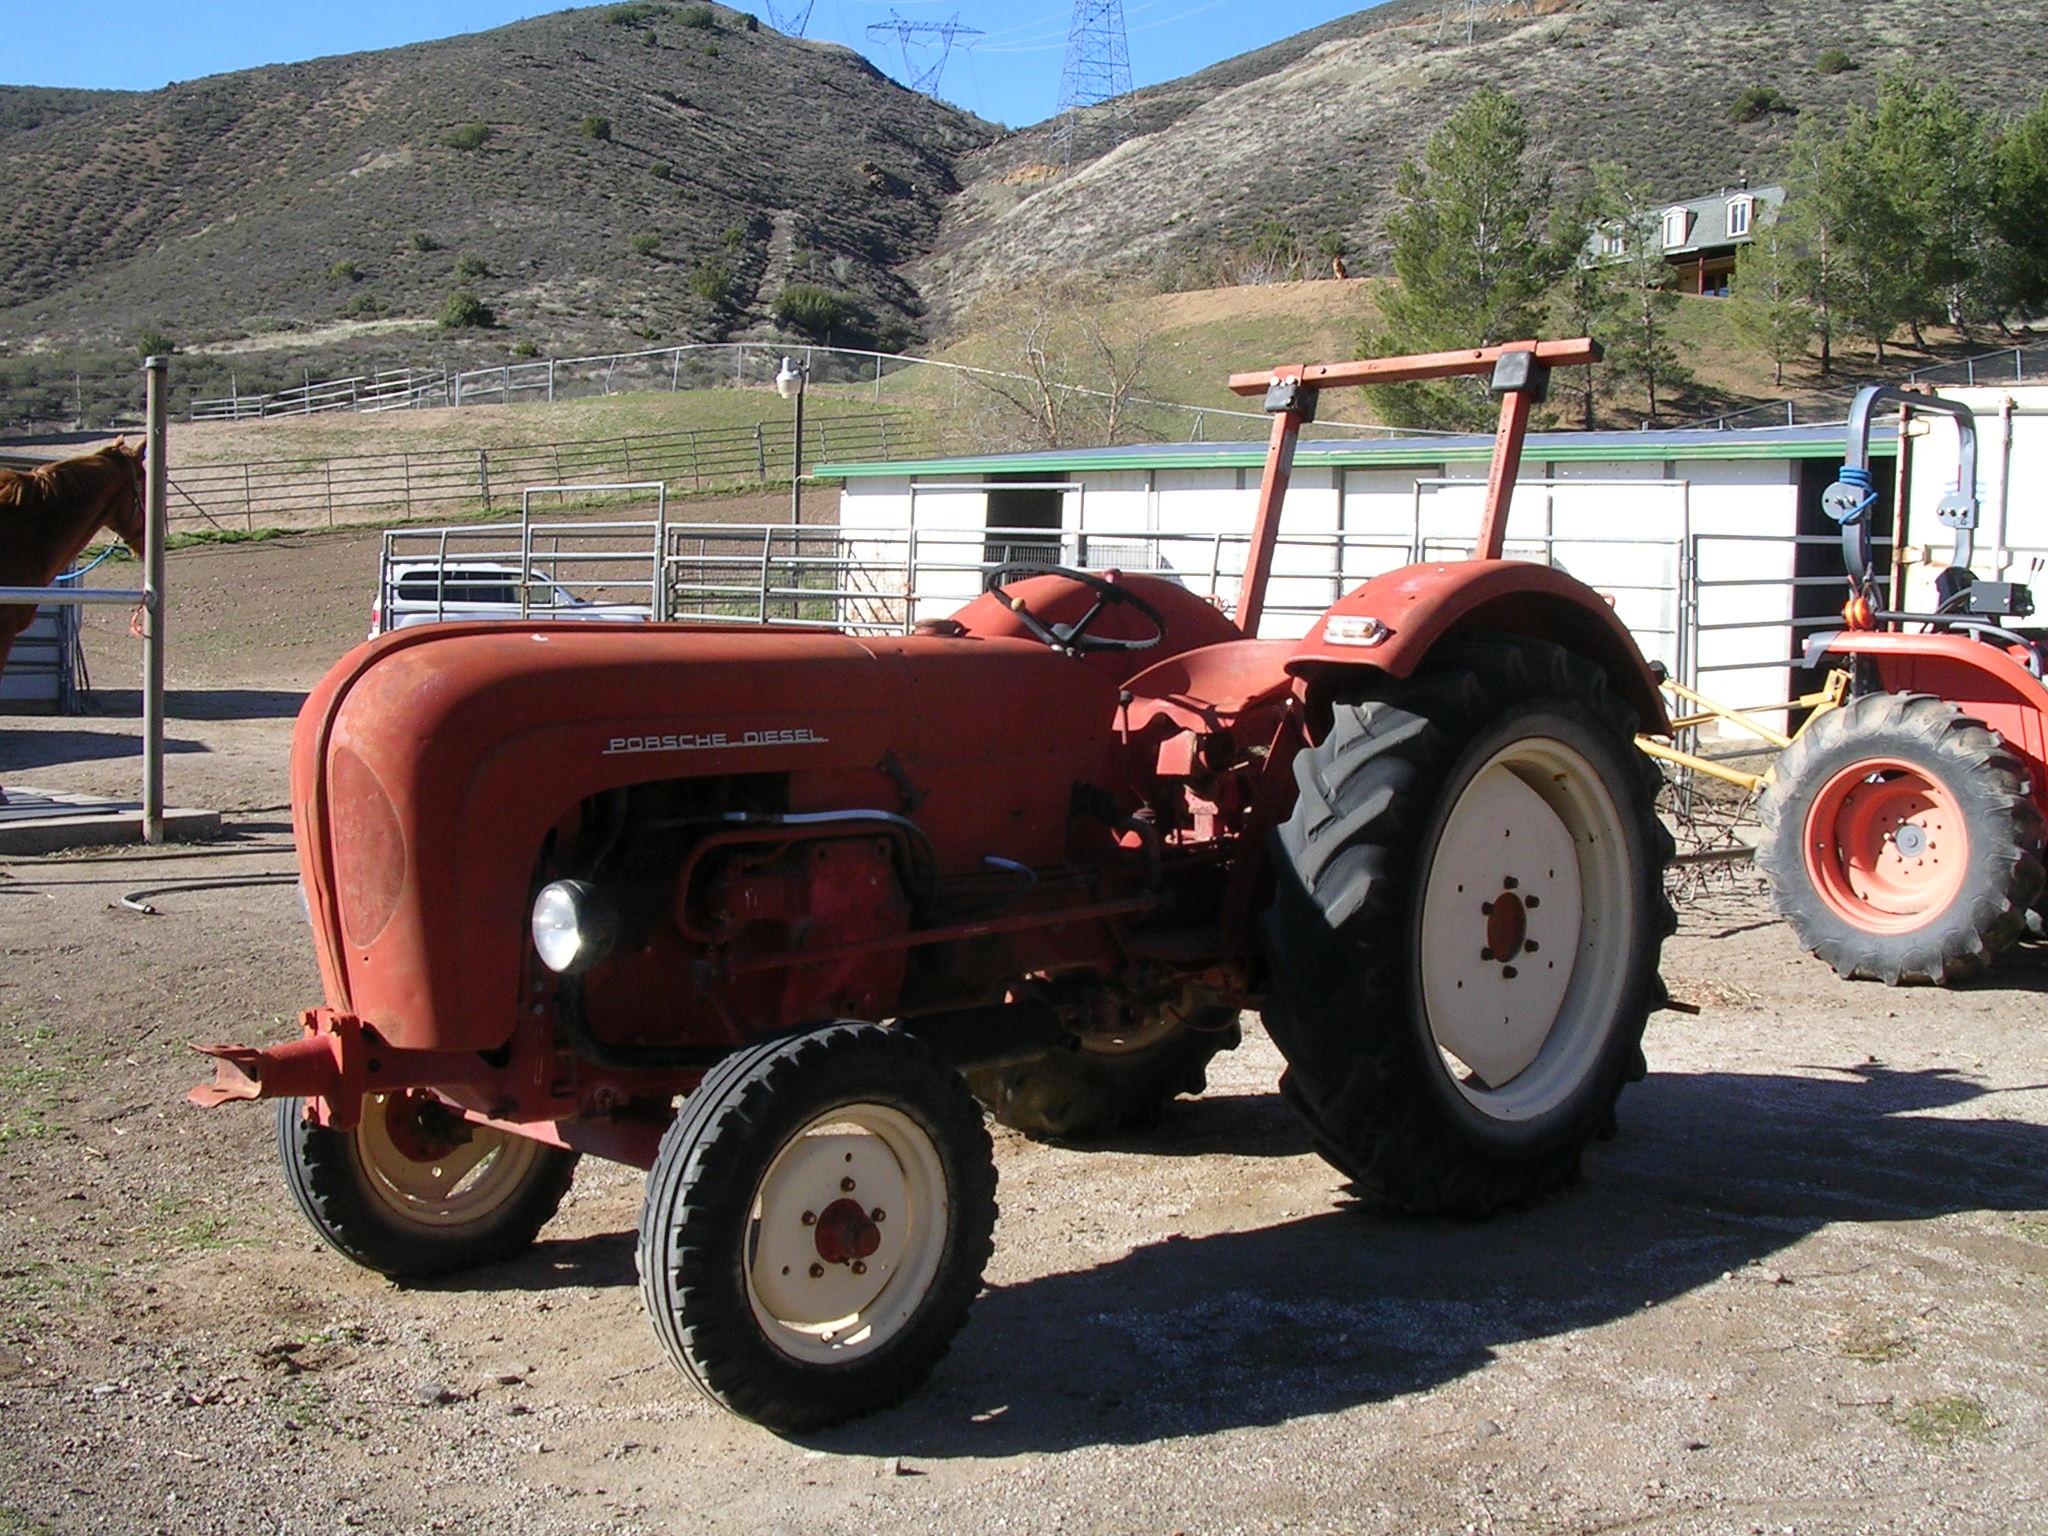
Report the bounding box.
[680,4,716,27]
[439,121,492,150]
[326,259,362,283]
[630,232,663,256]
[649,160,673,180]
[580,115,612,141]
[772,283,843,335]
[607,2,667,23]
[438,288,494,329]
[689,261,732,303]
[342,293,385,319]
[1814,48,1855,74]
[511,340,540,358]
[135,327,177,358]
[1729,85,1795,123]
[409,230,440,252]
[721,225,744,249]
[453,254,490,282]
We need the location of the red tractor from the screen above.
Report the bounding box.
[189,340,1675,1432]
[1754,386,2047,984]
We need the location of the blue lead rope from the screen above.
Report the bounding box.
[1827,464,1878,525]
[53,543,126,583]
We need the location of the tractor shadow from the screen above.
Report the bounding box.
[809,1062,2048,1458]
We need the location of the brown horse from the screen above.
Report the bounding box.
[0,439,148,681]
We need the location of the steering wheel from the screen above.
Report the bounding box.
[984,563,1167,654]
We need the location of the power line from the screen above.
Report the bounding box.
[1053,0,1134,166]
[864,9,984,96]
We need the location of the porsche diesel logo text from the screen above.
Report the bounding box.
[603,727,831,756]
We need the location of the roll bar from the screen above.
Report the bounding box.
[1825,385,1979,589]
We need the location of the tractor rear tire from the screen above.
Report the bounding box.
[1259,635,1674,1217]
[637,1023,996,1432]
[277,1093,578,1279]
[1756,691,2044,984]
[966,1007,1241,1140]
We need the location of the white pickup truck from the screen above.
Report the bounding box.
[369,561,652,639]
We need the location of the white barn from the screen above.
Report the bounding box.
[819,421,1910,717]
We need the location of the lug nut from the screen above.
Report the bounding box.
[808,1263,824,1278]
[840,1177,856,1192]
[871,1208,886,1222]
[851,1260,868,1276]
[801,1211,817,1226]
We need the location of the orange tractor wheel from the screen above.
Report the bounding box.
[1757,692,2045,984]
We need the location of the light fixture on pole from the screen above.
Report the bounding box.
[775,354,809,527]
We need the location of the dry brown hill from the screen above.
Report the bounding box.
[0,3,991,365]
[920,0,2048,313]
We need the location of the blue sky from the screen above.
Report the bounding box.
[0,1,1378,130]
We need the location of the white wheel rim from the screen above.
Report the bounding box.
[1417,735,1635,1122]
[744,1104,950,1365]
[352,1092,544,1229]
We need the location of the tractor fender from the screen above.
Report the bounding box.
[1807,628,2048,793]
[1285,559,1668,732]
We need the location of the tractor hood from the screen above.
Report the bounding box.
[291,622,1117,1052]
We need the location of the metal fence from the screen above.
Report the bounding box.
[1687,340,2048,432]
[186,341,1428,446]
[165,410,924,533]
[375,488,673,632]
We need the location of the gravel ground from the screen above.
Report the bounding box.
[1,524,2045,1535]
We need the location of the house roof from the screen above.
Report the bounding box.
[1660,184,1786,254]
[819,420,1885,481]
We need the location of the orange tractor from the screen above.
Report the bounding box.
[1740,386,2047,984]
[188,340,1676,1431]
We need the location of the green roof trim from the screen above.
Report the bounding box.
[818,427,1889,480]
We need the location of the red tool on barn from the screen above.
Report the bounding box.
[188,339,1675,1432]
[1753,386,2048,983]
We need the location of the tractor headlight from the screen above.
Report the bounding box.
[530,880,619,976]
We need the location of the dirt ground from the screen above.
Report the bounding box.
[3,525,2048,1536]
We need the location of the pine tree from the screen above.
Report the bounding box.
[1865,74,1992,340]
[1363,86,1567,429]
[1776,124,1840,375]
[1576,172,1692,422]
[1989,92,2048,324]
[1727,220,1815,386]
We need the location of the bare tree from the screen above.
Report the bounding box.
[957,278,1158,451]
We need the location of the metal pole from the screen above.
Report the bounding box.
[143,357,168,844]
[791,379,805,527]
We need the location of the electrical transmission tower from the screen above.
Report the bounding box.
[864,11,983,96]
[762,2,816,36]
[1054,0,1134,166]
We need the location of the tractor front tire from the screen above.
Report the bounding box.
[1756,691,2044,984]
[277,1093,578,1279]
[967,1007,1241,1140]
[1259,635,1674,1217]
[637,1024,996,1433]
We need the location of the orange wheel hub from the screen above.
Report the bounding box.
[1803,758,1967,933]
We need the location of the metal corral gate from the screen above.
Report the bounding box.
[0,599,80,712]
[659,479,1693,689]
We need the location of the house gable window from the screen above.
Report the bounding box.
[1660,206,1693,250]
[1727,194,1754,239]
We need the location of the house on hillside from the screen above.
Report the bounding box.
[1587,183,1787,297]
